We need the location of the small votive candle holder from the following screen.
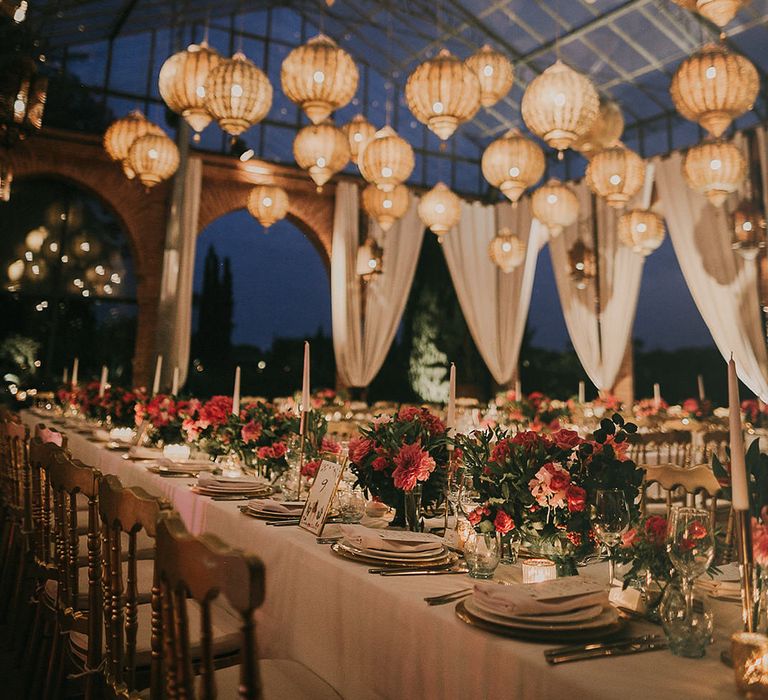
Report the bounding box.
[110,427,135,443]
[163,444,191,462]
[521,558,557,585]
[732,633,768,699]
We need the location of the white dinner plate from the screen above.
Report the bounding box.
[471,598,606,625]
[336,540,449,563]
[464,597,618,631]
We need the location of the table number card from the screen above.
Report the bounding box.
[299,460,345,535]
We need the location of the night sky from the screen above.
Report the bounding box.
[195,212,714,352]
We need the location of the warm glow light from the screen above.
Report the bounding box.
[465,45,514,109]
[358,125,414,192]
[247,184,289,228]
[481,128,545,203]
[683,139,745,207]
[362,183,409,231]
[532,179,579,237]
[418,182,461,236]
[293,122,350,188]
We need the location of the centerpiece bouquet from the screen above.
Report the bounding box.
[742,399,768,430]
[680,397,715,422]
[459,414,642,570]
[633,398,669,420]
[495,391,571,431]
[348,406,451,526]
[57,381,141,427]
[134,393,199,446]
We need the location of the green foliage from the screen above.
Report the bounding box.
[713,438,768,519]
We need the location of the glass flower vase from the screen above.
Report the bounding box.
[403,485,423,532]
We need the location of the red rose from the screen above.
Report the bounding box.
[493,510,515,535]
[491,438,511,463]
[621,528,639,548]
[687,520,708,540]
[511,431,541,451]
[566,484,587,512]
[549,470,571,492]
[270,442,287,459]
[468,505,490,526]
[321,437,341,455]
[644,515,667,546]
[241,420,262,444]
[302,459,320,479]
[553,429,580,450]
[397,406,421,422]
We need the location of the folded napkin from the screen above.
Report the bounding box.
[197,473,264,486]
[129,446,163,459]
[92,429,111,441]
[473,579,608,617]
[338,525,443,553]
[248,499,305,514]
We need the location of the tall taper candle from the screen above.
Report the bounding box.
[653,383,661,409]
[515,379,522,401]
[152,355,162,396]
[301,341,310,413]
[729,356,749,511]
[171,367,179,396]
[697,374,706,402]
[98,365,108,398]
[232,366,241,416]
[71,357,79,388]
[578,380,585,405]
[63,367,68,385]
[447,363,456,441]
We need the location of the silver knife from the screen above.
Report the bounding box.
[545,635,668,664]
[379,567,468,576]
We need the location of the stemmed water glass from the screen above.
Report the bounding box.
[592,488,630,586]
[666,507,715,619]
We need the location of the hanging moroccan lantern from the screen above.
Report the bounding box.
[362,184,409,231]
[293,122,350,189]
[127,133,180,189]
[358,126,414,192]
[571,98,624,158]
[405,49,481,140]
[341,115,376,164]
[418,182,461,236]
[671,0,697,9]
[481,128,545,204]
[465,45,514,108]
[247,184,290,229]
[670,43,758,138]
[281,34,359,124]
[568,240,597,290]
[103,111,164,179]
[618,209,666,256]
[488,228,526,273]
[158,42,222,138]
[683,140,745,207]
[732,199,766,259]
[204,52,272,136]
[696,0,746,26]
[531,179,579,237]
[0,159,11,202]
[521,60,599,155]
[356,237,384,281]
[586,145,646,209]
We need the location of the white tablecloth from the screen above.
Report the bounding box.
[24,412,742,700]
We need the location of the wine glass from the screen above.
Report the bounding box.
[666,507,715,620]
[592,488,630,586]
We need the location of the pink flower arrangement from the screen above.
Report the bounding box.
[391,442,436,491]
[753,518,768,568]
[633,398,669,418]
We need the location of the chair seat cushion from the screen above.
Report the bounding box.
[212,660,341,700]
[68,599,241,669]
[43,557,155,610]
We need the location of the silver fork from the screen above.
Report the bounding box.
[423,587,473,606]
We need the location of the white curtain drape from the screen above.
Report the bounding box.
[155,154,202,389]
[548,172,650,391]
[331,182,425,387]
[655,148,768,401]
[441,198,547,385]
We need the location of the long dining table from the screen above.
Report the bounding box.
[22,411,744,700]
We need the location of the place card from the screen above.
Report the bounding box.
[299,460,345,536]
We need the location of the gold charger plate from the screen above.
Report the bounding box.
[239,507,303,521]
[329,542,458,569]
[454,599,626,644]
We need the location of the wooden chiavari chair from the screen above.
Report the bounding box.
[628,431,693,468]
[154,513,340,699]
[325,421,359,442]
[701,429,730,464]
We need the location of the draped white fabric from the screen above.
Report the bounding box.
[547,174,649,391]
[155,154,202,389]
[331,182,425,387]
[441,199,547,386]
[655,150,768,401]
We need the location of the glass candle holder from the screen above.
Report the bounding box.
[521,558,557,584]
[163,443,191,462]
[732,633,768,699]
[110,427,135,443]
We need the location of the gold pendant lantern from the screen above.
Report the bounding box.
[103,111,164,179]
[488,228,526,273]
[293,121,350,189]
[732,200,766,259]
[356,237,384,281]
[568,240,597,290]
[481,128,545,204]
[405,49,481,140]
[358,126,414,192]
[683,140,745,207]
[126,132,180,189]
[618,209,666,256]
[531,179,580,238]
[281,34,359,124]
[342,115,377,164]
[247,185,290,229]
[696,0,746,26]
[362,184,410,232]
[418,182,461,236]
[571,98,624,158]
[465,45,514,108]
[585,145,646,209]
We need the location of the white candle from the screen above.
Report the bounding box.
[729,356,750,511]
[71,357,79,388]
[653,383,661,409]
[515,379,522,401]
[232,366,241,416]
[578,380,586,404]
[447,363,456,438]
[163,443,191,462]
[171,367,179,396]
[301,341,310,413]
[62,367,68,385]
[98,365,108,398]
[152,355,163,396]
[697,374,706,401]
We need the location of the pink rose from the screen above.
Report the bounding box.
[468,505,489,526]
[302,459,320,479]
[753,518,768,567]
[493,510,515,535]
[621,528,639,548]
[348,437,374,464]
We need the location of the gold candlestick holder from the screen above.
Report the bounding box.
[297,410,307,501]
[737,508,756,633]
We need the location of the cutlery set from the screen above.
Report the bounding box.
[544,634,668,664]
